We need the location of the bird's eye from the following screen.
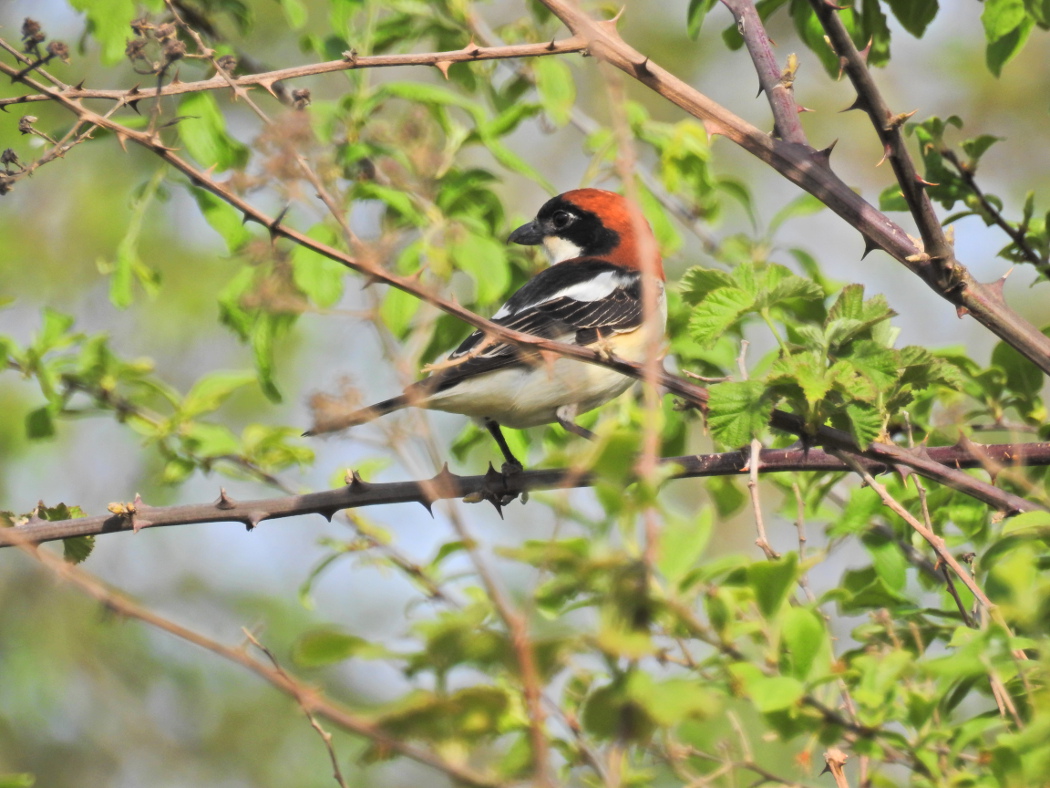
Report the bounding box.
[551,210,573,230]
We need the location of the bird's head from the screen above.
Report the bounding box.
[509,188,663,278]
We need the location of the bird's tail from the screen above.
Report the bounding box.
[303,394,410,437]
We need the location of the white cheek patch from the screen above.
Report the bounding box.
[543,236,584,264]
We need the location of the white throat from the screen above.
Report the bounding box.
[543,236,584,263]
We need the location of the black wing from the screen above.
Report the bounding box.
[424,262,642,393]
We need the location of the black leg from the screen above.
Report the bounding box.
[556,415,596,441]
[485,419,523,472]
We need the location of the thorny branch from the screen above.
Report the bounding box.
[3,441,1049,547]
[536,0,1050,376]
[0,25,1046,515]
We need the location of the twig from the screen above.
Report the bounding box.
[243,630,350,788]
[822,748,851,788]
[832,451,1028,662]
[1,45,1045,515]
[941,149,1047,273]
[0,36,587,109]
[737,340,779,559]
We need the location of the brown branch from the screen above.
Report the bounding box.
[4,442,1049,547]
[1,40,1044,515]
[0,36,586,109]
[720,0,807,144]
[12,535,505,788]
[536,0,1050,377]
[802,0,1050,371]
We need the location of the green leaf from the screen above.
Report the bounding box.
[62,536,95,565]
[280,0,308,28]
[706,380,772,447]
[69,0,139,64]
[658,508,713,584]
[687,0,719,38]
[25,406,55,440]
[626,673,717,725]
[768,193,826,235]
[188,187,252,253]
[679,267,736,305]
[781,607,827,680]
[748,552,798,618]
[752,675,805,713]
[0,774,35,788]
[181,371,256,419]
[886,0,939,37]
[449,227,509,304]
[688,287,754,347]
[878,184,909,212]
[846,402,883,448]
[982,0,1036,75]
[292,627,381,667]
[291,225,345,308]
[379,285,422,339]
[177,92,250,172]
[252,313,294,403]
[533,57,575,127]
[991,339,1043,397]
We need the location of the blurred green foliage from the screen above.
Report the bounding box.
[1,1,1049,787]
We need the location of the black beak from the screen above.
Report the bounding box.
[508,219,544,245]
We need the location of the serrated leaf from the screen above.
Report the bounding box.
[679,267,736,305]
[62,535,95,565]
[879,184,910,212]
[846,402,883,448]
[688,287,753,347]
[706,380,772,447]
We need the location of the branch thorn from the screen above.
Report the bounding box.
[347,469,370,493]
[215,488,236,509]
[815,138,837,163]
[434,60,453,80]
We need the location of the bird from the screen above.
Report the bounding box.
[308,188,667,471]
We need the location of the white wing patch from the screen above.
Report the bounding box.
[492,270,633,319]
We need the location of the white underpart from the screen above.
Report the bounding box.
[542,235,584,264]
[425,281,667,429]
[491,270,631,319]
